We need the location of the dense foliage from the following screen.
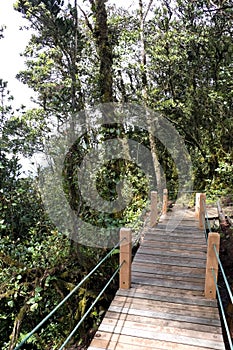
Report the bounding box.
[1,0,232,348]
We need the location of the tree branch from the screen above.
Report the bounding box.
[78,5,94,33]
[143,0,153,22]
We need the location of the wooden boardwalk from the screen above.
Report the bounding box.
[88,208,225,350]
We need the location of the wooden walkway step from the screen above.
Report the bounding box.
[88,209,225,350]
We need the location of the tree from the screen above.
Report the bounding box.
[1,1,233,348]
[15,0,85,123]
[0,80,119,350]
[143,0,233,190]
[88,0,114,102]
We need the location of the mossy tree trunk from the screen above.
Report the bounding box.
[90,0,113,103]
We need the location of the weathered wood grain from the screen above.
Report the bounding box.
[88,209,225,350]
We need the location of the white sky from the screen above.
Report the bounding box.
[0,0,35,108]
[0,0,136,109]
[0,0,136,173]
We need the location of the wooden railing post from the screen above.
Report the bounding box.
[119,228,132,289]
[205,232,220,299]
[195,193,200,219]
[195,193,206,229]
[150,191,158,227]
[162,188,168,215]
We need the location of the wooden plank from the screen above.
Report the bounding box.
[88,208,225,350]
[117,327,225,349]
[104,311,222,334]
[144,228,204,234]
[132,259,206,270]
[140,240,206,250]
[130,283,205,297]
[137,247,207,260]
[109,297,220,319]
[132,263,205,274]
[116,288,217,308]
[132,277,204,291]
[146,225,204,232]
[132,271,205,285]
[156,223,201,229]
[132,267,205,280]
[134,248,206,261]
[89,331,115,348]
[89,343,152,350]
[91,331,224,350]
[132,268,204,279]
[142,235,206,244]
[141,240,207,252]
[111,296,219,318]
[107,305,222,327]
[145,228,204,236]
[132,261,206,277]
[98,321,224,348]
[89,343,157,350]
[133,255,206,268]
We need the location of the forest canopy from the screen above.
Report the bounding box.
[0,0,232,349]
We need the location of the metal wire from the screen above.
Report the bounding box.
[204,198,232,348]
[168,190,196,194]
[131,201,150,246]
[58,262,124,350]
[202,199,211,233]
[213,244,233,305]
[217,200,222,217]
[201,212,208,242]
[211,269,233,350]
[14,239,125,350]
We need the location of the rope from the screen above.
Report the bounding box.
[58,262,124,350]
[14,239,125,350]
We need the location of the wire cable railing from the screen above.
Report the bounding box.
[14,191,232,349]
[130,192,165,247]
[211,267,233,350]
[131,200,151,246]
[213,245,233,306]
[58,262,124,350]
[14,238,125,350]
[204,199,233,350]
[201,198,211,242]
[13,194,153,350]
[203,199,212,233]
[13,191,164,350]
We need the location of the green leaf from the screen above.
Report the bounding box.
[7,300,14,308]
[30,303,39,312]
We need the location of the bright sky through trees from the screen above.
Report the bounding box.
[0,0,35,107]
[0,0,135,172]
[0,0,136,108]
